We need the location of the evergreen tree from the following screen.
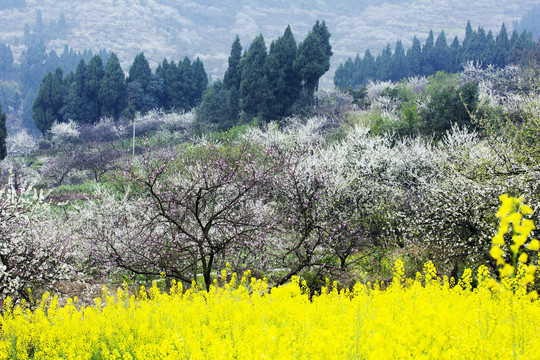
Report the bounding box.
[127,52,151,89]
[32,68,65,134]
[60,59,89,123]
[294,21,332,99]
[352,54,363,86]
[20,40,46,93]
[495,23,509,67]
[240,34,270,119]
[313,20,333,59]
[431,30,450,72]
[0,102,6,160]
[98,53,125,119]
[265,25,301,118]
[195,80,231,133]
[191,57,208,108]
[86,54,105,122]
[362,49,375,83]
[179,56,193,109]
[226,85,240,123]
[376,44,392,81]
[421,30,435,75]
[157,59,188,110]
[462,21,474,50]
[334,58,353,89]
[483,30,496,65]
[391,40,407,81]
[406,36,422,76]
[223,35,242,91]
[449,36,461,72]
[144,74,164,112]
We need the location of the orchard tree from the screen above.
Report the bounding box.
[0,177,76,301]
[94,140,285,290]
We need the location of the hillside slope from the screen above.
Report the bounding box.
[0,0,537,86]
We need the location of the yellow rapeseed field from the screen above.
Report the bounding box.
[0,194,539,360]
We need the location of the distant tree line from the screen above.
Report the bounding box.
[334,21,538,89]
[0,10,106,133]
[514,4,540,44]
[32,52,208,134]
[196,20,332,133]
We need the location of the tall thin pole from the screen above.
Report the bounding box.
[132,118,135,157]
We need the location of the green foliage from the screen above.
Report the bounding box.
[32,67,65,134]
[223,35,242,91]
[127,53,151,90]
[294,21,332,98]
[195,80,234,134]
[335,20,538,89]
[99,53,126,119]
[420,71,478,137]
[240,34,270,119]
[265,25,301,120]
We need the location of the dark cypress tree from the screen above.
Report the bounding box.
[126,53,151,115]
[449,36,461,72]
[376,44,392,81]
[226,85,240,123]
[86,54,105,122]
[265,25,301,118]
[406,36,422,76]
[334,58,353,89]
[294,23,332,100]
[191,57,208,108]
[391,40,407,81]
[421,30,435,75]
[98,53,126,119]
[474,27,488,64]
[462,21,474,50]
[223,35,242,91]
[495,23,509,67]
[483,30,496,65]
[352,54,362,86]
[180,56,194,109]
[363,49,376,83]
[60,59,89,123]
[431,30,450,72]
[32,68,65,134]
[0,102,6,160]
[240,34,270,119]
[144,74,164,112]
[313,20,333,59]
[127,52,151,90]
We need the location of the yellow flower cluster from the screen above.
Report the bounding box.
[490,194,538,297]
[0,195,538,359]
[0,266,539,360]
